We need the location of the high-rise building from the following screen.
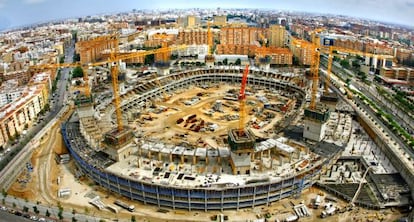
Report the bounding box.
[269,25,286,47]
[217,27,266,56]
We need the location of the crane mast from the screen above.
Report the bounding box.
[310,46,320,110]
[110,49,124,132]
[238,65,249,136]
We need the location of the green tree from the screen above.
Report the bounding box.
[45,209,50,217]
[59,55,65,64]
[340,59,350,69]
[223,58,228,65]
[58,211,63,220]
[235,58,241,66]
[144,54,155,65]
[72,217,78,222]
[72,66,84,78]
[1,189,7,198]
[33,206,39,214]
[72,53,80,62]
[131,215,136,222]
[23,206,29,212]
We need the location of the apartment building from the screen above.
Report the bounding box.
[1,70,32,86]
[380,66,414,83]
[0,72,50,149]
[289,41,313,66]
[268,48,293,65]
[269,25,286,47]
[217,27,266,56]
[0,80,24,108]
[213,15,227,27]
[176,29,208,45]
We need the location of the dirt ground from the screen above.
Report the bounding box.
[136,84,288,147]
[6,91,407,221]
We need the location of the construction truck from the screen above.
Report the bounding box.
[314,194,322,209]
[320,206,336,218]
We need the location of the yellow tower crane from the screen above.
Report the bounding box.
[292,37,320,110]
[320,44,395,94]
[107,44,187,132]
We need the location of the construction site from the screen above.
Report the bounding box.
[2,25,413,222]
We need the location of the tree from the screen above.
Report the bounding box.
[72,53,80,62]
[131,215,136,222]
[144,54,155,65]
[1,188,7,198]
[72,66,84,78]
[45,209,50,217]
[235,58,241,66]
[223,58,228,65]
[58,211,63,220]
[340,59,350,69]
[59,55,65,64]
[72,217,78,222]
[23,206,29,212]
[352,62,361,69]
[33,206,39,214]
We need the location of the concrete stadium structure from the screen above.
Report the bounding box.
[61,67,342,211]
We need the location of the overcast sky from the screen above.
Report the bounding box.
[0,0,413,30]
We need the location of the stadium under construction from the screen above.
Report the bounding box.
[61,66,413,212]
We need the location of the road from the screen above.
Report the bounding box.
[0,211,32,222]
[1,195,104,222]
[0,40,75,168]
[320,57,413,153]
[321,56,414,134]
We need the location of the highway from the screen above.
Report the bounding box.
[321,56,414,134]
[320,57,414,154]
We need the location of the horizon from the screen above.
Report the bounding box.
[0,0,413,31]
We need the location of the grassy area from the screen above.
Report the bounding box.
[351,87,414,149]
[376,86,414,117]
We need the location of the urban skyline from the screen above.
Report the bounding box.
[0,0,413,30]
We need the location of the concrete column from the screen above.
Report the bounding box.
[180,155,184,164]
[217,156,221,164]
[268,149,271,157]
[148,150,152,159]
[205,155,209,165]
[279,156,283,166]
[193,156,197,165]
[158,152,162,161]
